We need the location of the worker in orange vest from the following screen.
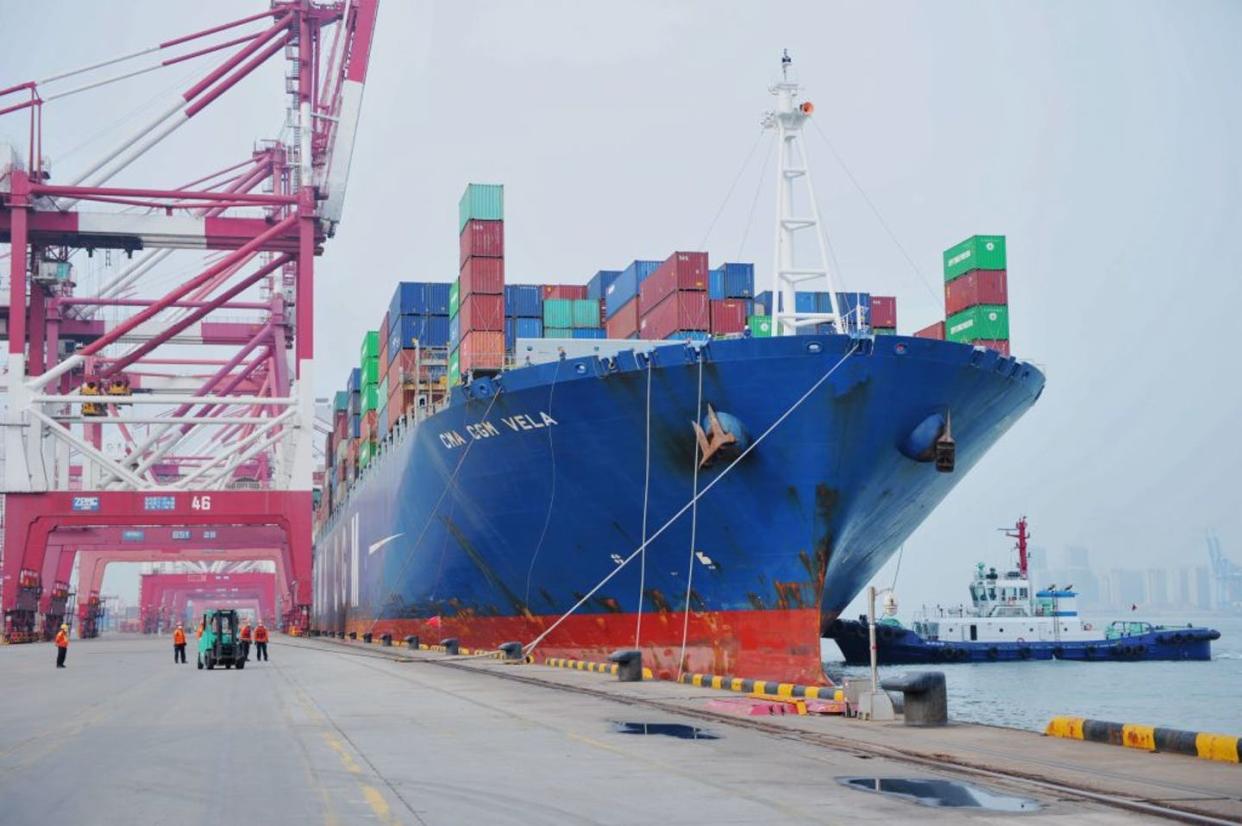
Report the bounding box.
[239,620,253,660]
[253,622,269,661]
[172,623,187,664]
[54,624,69,668]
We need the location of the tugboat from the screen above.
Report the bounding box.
[826,518,1221,664]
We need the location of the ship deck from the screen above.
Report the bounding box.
[3,634,1235,824]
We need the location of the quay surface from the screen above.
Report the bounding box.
[1,634,1237,825]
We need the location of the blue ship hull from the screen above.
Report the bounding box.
[827,619,1219,664]
[312,334,1044,683]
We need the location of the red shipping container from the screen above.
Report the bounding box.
[605,298,639,339]
[458,292,504,333]
[639,251,707,312]
[639,290,709,340]
[459,219,504,265]
[458,330,505,373]
[870,296,897,329]
[969,339,1010,357]
[944,269,1007,317]
[709,299,747,334]
[542,284,587,300]
[459,257,504,298]
[914,321,945,340]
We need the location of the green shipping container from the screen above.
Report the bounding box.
[874,327,897,336]
[360,330,380,362]
[458,183,504,233]
[449,279,460,318]
[543,298,573,328]
[543,327,573,338]
[747,315,773,337]
[359,439,373,468]
[571,299,601,328]
[448,348,460,384]
[943,235,1006,282]
[946,304,1009,342]
[360,357,379,385]
[361,384,380,412]
[333,391,349,412]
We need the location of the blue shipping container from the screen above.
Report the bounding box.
[349,414,361,438]
[504,318,515,351]
[708,267,725,300]
[425,282,451,316]
[665,331,711,342]
[389,315,451,357]
[835,292,872,327]
[515,317,542,339]
[388,283,424,323]
[572,328,605,340]
[605,260,660,319]
[504,284,542,318]
[722,262,755,298]
[347,367,361,393]
[588,270,621,302]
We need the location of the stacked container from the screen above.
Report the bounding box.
[385,281,451,428]
[454,184,505,381]
[943,235,1008,355]
[707,262,755,300]
[638,251,709,340]
[504,284,542,350]
[358,332,380,468]
[604,259,659,338]
[871,296,897,335]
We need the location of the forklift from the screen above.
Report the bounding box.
[197,609,246,670]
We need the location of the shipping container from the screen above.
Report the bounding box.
[542,284,588,300]
[333,391,349,412]
[971,339,1011,356]
[361,384,379,413]
[542,298,573,329]
[459,292,505,333]
[605,260,660,318]
[349,413,361,438]
[543,327,573,338]
[587,270,621,302]
[638,291,709,340]
[459,219,504,264]
[457,330,504,373]
[388,314,451,357]
[870,296,897,329]
[346,367,361,393]
[665,330,710,342]
[747,315,772,337]
[757,291,824,315]
[709,262,755,300]
[448,313,459,348]
[388,283,422,321]
[571,299,601,328]
[914,321,945,340]
[944,234,1006,281]
[944,269,1007,316]
[449,279,460,318]
[515,317,542,340]
[572,328,605,339]
[605,298,639,339]
[448,349,460,384]
[360,357,379,385]
[458,183,503,232]
[874,328,896,336]
[504,284,542,318]
[639,251,708,311]
[709,299,748,335]
[946,304,1009,343]
[459,257,504,298]
[360,330,380,362]
[835,292,871,327]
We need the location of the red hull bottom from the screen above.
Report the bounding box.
[345,607,828,685]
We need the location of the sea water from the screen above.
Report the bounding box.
[824,614,1242,734]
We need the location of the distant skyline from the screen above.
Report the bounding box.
[3,1,1240,610]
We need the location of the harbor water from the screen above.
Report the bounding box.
[824,615,1242,734]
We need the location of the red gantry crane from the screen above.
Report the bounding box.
[1,1,378,641]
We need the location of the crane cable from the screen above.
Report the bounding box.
[524,341,860,659]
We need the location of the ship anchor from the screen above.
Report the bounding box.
[692,404,738,468]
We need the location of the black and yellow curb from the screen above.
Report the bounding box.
[1046,716,1241,764]
[347,636,533,661]
[677,672,841,700]
[543,656,655,680]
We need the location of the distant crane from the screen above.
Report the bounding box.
[1206,532,1242,611]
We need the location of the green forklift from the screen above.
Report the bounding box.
[197,609,246,670]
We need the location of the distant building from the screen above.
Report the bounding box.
[1109,569,1145,610]
[1028,545,1048,573]
[1064,545,1090,569]
[1145,568,1169,608]
[1194,566,1212,611]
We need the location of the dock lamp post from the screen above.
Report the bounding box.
[860,584,898,721]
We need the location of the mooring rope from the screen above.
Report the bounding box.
[524,341,860,658]
[634,355,653,647]
[675,354,705,679]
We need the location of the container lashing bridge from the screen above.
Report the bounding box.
[1,2,378,641]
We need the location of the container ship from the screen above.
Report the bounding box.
[310,57,1046,684]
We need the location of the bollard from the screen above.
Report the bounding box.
[381,633,392,647]
[608,649,644,682]
[880,671,948,727]
[348,631,357,640]
[362,632,373,644]
[499,641,524,661]
[440,637,460,656]
[404,635,419,649]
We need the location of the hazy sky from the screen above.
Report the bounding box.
[3,1,1240,611]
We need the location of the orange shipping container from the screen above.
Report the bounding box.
[458,330,504,373]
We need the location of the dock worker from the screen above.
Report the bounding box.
[173,623,187,664]
[54,624,69,668]
[239,620,253,660]
[253,622,269,661]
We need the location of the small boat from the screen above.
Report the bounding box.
[825,518,1221,664]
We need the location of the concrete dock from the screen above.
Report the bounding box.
[1,635,1237,825]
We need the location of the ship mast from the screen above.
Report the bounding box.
[1003,516,1030,578]
[763,50,843,336]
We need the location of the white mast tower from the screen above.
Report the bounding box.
[764,50,845,336]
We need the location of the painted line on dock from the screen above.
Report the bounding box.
[1046,716,1241,763]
